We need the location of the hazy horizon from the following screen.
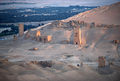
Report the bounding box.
[0,0,120,10]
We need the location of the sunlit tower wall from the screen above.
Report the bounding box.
[74,26,86,47]
[18,24,24,37]
[74,27,81,45]
[35,30,41,41]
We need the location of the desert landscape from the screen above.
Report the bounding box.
[0,1,120,81]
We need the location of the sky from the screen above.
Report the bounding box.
[0,0,120,9]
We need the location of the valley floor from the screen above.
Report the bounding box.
[0,39,120,81]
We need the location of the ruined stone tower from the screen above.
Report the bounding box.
[35,30,41,37]
[18,24,24,36]
[35,30,41,41]
[74,27,82,47]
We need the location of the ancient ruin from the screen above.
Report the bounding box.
[18,24,24,37]
[24,30,31,39]
[39,35,52,43]
[29,47,39,51]
[13,35,17,40]
[35,30,41,41]
[98,56,106,67]
[34,30,52,43]
[29,60,53,68]
[113,40,120,44]
[74,27,82,47]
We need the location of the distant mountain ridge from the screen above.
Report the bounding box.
[63,2,120,25]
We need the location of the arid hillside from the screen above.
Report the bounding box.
[63,2,120,25]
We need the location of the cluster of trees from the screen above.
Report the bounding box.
[0,6,97,23]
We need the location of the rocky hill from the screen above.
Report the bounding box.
[63,2,120,25]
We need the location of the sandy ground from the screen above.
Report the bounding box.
[0,38,120,81]
[0,21,120,81]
